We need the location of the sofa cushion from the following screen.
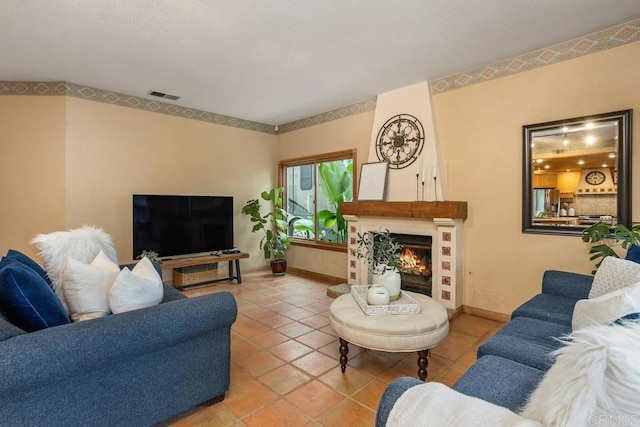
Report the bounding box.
[110,257,163,314]
[31,226,118,310]
[478,317,571,371]
[625,243,640,264]
[63,251,121,322]
[0,260,69,332]
[572,281,640,330]
[511,293,576,326]
[4,250,52,287]
[589,256,640,299]
[452,355,545,413]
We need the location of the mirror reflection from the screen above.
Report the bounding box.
[522,110,632,235]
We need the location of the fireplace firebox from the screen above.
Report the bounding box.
[390,233,433,297]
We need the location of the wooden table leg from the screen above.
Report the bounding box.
[339,338,349,373]
[417,349,429,381]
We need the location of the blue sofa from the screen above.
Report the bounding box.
[0,267,237,427]
[376,270,593,426]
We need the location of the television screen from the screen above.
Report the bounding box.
[133,195,234,258]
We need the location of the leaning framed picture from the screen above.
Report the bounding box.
[357,161,388,201]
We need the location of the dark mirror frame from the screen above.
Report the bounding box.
[522,109,632,236]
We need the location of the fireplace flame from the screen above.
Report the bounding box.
[399,247,431,276]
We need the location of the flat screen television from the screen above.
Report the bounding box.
[133,195,234,259]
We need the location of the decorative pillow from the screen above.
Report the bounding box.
[521,320,640,426]
[4,249,52,287]
[109,257,163,314]
[589,256,640,299]
[0,260,69,332]
[31,226,118,310]
[625,244,640,265]
[572,282,640,330]
[62,251,120,322]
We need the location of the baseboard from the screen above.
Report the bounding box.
[286,267,345,285]
[461,305,510,323]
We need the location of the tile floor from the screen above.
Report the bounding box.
[168,271,504,426]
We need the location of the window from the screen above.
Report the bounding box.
[281,150,356,249]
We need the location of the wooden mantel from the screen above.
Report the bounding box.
[340,201,467,220]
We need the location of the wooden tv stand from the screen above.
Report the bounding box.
[160,252,249,289]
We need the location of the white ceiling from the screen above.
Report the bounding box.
[2,1,640,125]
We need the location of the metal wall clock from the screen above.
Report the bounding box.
[375,114,425,169]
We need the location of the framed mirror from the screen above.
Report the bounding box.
[522,110,632,235]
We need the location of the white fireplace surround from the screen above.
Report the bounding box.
[344,214,464,310]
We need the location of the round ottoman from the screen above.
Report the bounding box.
[329,290,449,381]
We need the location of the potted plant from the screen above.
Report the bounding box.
[582,221,640,273]
[137,250,159,262]
[356,229,403,301]
[241,187,291,276]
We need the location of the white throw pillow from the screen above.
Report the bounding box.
[521,320,640,426]
[573,282,640,330]
[31,225,118,310]
[62,251,120,322]
[109,257,163,314]
[589,256,640,299]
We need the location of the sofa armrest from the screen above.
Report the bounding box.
[541,270,593,300]
[383,381,543,427]
[0,291,237,394]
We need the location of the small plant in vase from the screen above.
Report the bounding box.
[137,250,159,262]
[356,229,403,301]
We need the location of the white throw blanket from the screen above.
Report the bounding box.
[387,382,543,426]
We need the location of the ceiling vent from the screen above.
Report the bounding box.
[148,90,180,101]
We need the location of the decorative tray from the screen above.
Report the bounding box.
[350,285,421,316]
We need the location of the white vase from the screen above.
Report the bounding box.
[373,266,401,302]
[366,284,390,305]
[568,207,575,216]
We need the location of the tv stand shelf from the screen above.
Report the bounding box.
[160,252,249,289]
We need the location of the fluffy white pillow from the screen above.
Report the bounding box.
[31,226,118,310]
[109,257,163,314]
[62,251,120,322]
[573,282,640,330]
[589,256,640,299]
[521,320,640,426]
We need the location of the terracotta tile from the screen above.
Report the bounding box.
[265,301,297,313]
[281,307,315,321]
[316,399,375,427]
[318,341,362,360]
[302,300,333,314]
[318,367,374,396]
[242,400,310,427]
[292,351,339,377]
[232,315,271,338]
[352,379,389,410]
[319,325,338,337]
[258,364,311,395]
[252,330,291,349]
[170,400,238,427]
[347,351,398,377]
[285,380,345,418]
[277,322,314,338]
[223,379,278,419]
[295,330,336,349]
[235,350,285,377]
[438,362,469,387]
[393,353,453,382]
[230,363,251,385]
[269,340,314,362]
[242,306,277,320]
[430,332,475,361]
[259,313,294,329]
[230,335,261,361]
[298,313,330,329]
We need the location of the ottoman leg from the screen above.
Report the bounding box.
[339,338,349,373]
[417,349,429,381]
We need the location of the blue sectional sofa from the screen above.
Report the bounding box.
[0,272,237,426]
[376,270,594,426]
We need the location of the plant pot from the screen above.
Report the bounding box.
[270,259,287,276]
[373,266,401,301]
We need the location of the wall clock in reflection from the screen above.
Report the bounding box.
[375,114,425,169]
[585,170,606,185]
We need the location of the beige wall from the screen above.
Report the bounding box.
[0,96,277,271]
[433,41,640,314]
[0,96,67,259]
[277,111,374,279]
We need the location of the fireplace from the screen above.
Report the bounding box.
[342,201,467,310]
[391,233,432,297]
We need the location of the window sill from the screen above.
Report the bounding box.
[289,238,348,253]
